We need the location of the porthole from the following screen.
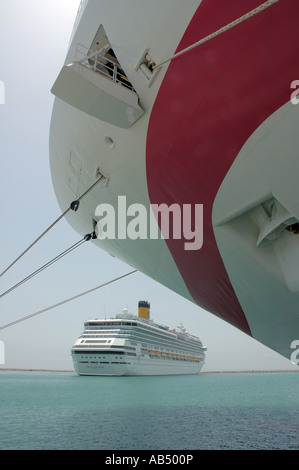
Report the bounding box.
[104,135,115,149]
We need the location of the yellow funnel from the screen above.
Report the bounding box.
[138,300,150,320]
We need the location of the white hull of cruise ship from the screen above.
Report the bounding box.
[51,1,299,363]
[72,356,204,377]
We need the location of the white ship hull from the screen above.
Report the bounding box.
[51,0,299,363]
[72,355,204,376]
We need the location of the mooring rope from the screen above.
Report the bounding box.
[0,233,96,299]
[0,270,138,331]
[0,175,104,278]
[153,0,279,69]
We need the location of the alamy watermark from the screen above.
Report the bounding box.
[95,196,203,250]
[290,80,299,105]
[0,341,5,365]
[0,80,5,104]
[290,340,299,365]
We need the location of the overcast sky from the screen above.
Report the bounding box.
[0,0,297,373]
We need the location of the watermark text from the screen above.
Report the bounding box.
[0,341,5,365]
[0,80,4,104]
[95,196,203,250]
[290,340,299,365]
[290,80,299,105]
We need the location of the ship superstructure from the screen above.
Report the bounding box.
[71,301,206,376]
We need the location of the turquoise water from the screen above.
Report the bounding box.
[0,371,299,450]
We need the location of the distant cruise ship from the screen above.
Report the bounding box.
[71,301,206,376]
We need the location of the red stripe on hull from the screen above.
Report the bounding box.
[146,0,299,334]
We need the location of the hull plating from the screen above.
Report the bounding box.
[50,0,299,362]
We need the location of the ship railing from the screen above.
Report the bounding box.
[73,43,135,92]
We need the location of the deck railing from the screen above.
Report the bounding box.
[73,43,135,91]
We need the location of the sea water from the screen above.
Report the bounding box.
[0,370,298,450]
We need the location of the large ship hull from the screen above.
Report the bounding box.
[50,0,299,363]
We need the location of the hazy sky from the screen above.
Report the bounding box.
[0,0,297,373]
